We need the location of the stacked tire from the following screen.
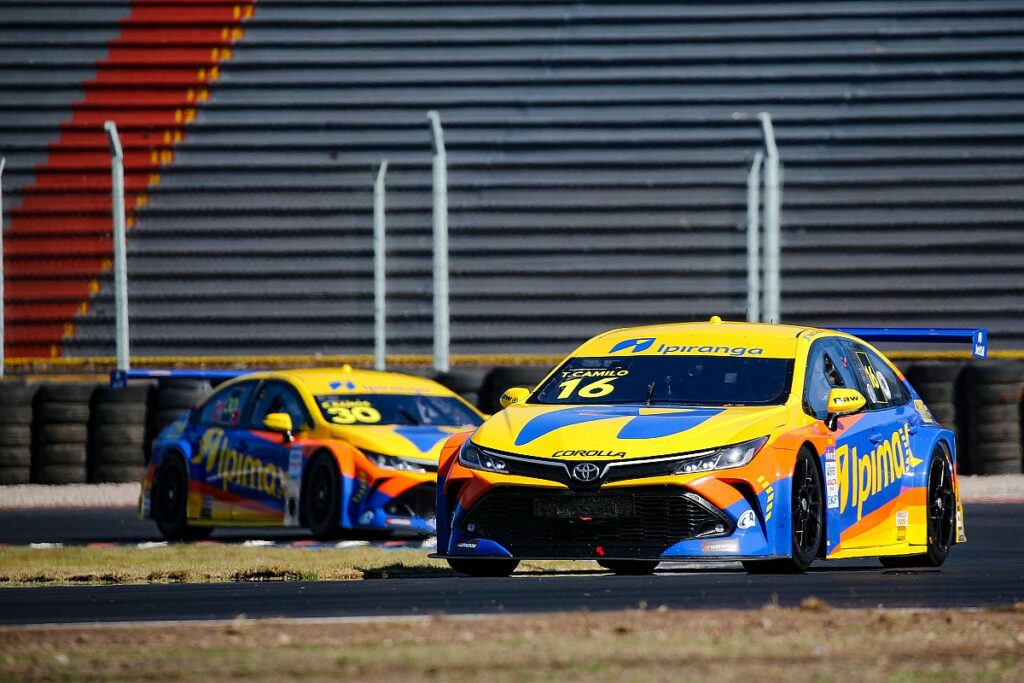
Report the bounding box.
[31,383,95,484]
[89,384,152,482]
[905,362,963,470]
[0,381,36,485]
[478,366,552,414]
[958,362,1024,475]
[146,379,210,462]
[433,367,490,411]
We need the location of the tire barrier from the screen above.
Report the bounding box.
[89,383,153,483]
[30,383,96,485]
[433,368,490,411]
[958,362,1024,475]
[477,366,552,415]
[904,362,964,469]
[0,381,36,485]
[146,379,211,463]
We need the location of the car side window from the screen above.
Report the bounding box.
[198,381,258,427]
[848,344,910,410]
[250,381,313,432]
[803,339,861,419]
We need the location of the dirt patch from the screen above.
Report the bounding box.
[2,606,1022,681]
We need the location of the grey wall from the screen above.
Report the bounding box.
[11,0,1022,357]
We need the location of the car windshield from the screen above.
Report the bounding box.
[531,356,794,406]
[315,393,482,427]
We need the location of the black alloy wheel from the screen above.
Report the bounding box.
[153,456,211,541]
[880,449,955,568]
[744,447,823,573]
[447,558,521,577]
[597,560,660,575]
[303,453,344,541]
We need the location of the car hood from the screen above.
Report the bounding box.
[471,403,790,459]
[328,424,469,461]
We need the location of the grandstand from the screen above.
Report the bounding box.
[2,0,1023,361]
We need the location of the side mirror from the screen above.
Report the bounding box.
[499,387,531,409]
[263,412,294,441]
[824,388,866,430]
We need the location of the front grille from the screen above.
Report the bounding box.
[461,486,730,557]
[385,483,437,518]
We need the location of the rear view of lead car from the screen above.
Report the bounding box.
[433,319,978,576]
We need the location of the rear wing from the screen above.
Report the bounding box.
[110,369,248,390]
[833,327,987,359]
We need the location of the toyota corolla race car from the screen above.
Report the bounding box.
[117,367,484,541]
[434,319,984,575]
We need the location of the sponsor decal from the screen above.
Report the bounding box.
[895,510,908,527]
[192,428,285,499]
[737,509,756,529]
[499,390,523,406]
[552,449,626,458]
[655,344,764,356]
[835,424,923,521]
[283,445,304,527]
[756,475,775,521]
[386,517,413,527]
[824,446,839,509]
[457,541,479,550]
[609,337,656,354]
[702,539,740,554]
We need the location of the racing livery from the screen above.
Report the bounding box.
[434,319,982,575]
[130,367,484,541]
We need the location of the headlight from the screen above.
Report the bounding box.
[364,451,431,473]
[458,442,508,473]
[674,436,768,474]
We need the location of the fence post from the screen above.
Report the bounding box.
[427,111,450,373]
[104,121,130,371]
[746,151,763,323]
[758,112,781,324]
[373,160,388,371]
[0,157,5,376]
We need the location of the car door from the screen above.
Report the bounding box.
[234,380,316,524]
[802,337,876,554]
[189,380,260,523]
[833,339,917,549]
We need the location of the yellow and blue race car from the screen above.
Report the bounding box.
[113,367,484,541]
[434,319,985,575]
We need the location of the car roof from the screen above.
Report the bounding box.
[239,367,453,396]
[575,319,824,359]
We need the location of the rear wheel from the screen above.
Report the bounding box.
[880,450,955,568]
[153,456,211,541]
[447,558,520,577]
[743,447,823,574]
[597,560,660,575]
[303,453,344,541]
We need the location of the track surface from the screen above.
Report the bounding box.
[1,504,1022,626]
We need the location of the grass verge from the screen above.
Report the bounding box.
[2,605,1023,681]
[0,545,579,586]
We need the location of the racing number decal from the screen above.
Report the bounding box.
[556,376,618,400]
[320,400,382,425]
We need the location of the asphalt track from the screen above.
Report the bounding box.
[1,504,1022,626]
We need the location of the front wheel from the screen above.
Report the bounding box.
[447,558,520,577]
[597,560,660,575]
[152,456,211,541]
[743,447,823,574]
[880,450,955,568]
[303,452,344,541]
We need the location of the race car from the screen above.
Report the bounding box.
[119,367,484,541]
[434,318,984,575]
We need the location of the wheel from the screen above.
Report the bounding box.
[597,560,660,575]
[303,452,344,541]
[880,450,956,568]
[743,447,823,574]
[447,558,520,577]
[153,456,211,541]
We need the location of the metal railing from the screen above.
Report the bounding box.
[746,113,783,324]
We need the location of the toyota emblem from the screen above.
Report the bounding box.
[571,462,601,482]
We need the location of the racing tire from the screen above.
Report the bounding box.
[302,452,344,541]
[92,423,146,446]
[0,466,30,485]
[880,450,956,568]
[35,383,97,404]
[743,447,823,574]
[37,403,90,423]
[446,558,520,577]
[0,424,30,446]
[478,366,550,414]
[34,443,87,465]
[91,464,144,484]
[597,560,660,575]
[433,368,489,396]
[93,402,148,424]
[152,456,211,542]
[0,445,31,467]
[0,405,32,425]
[31,464,87,485]
[39,423,88,444]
